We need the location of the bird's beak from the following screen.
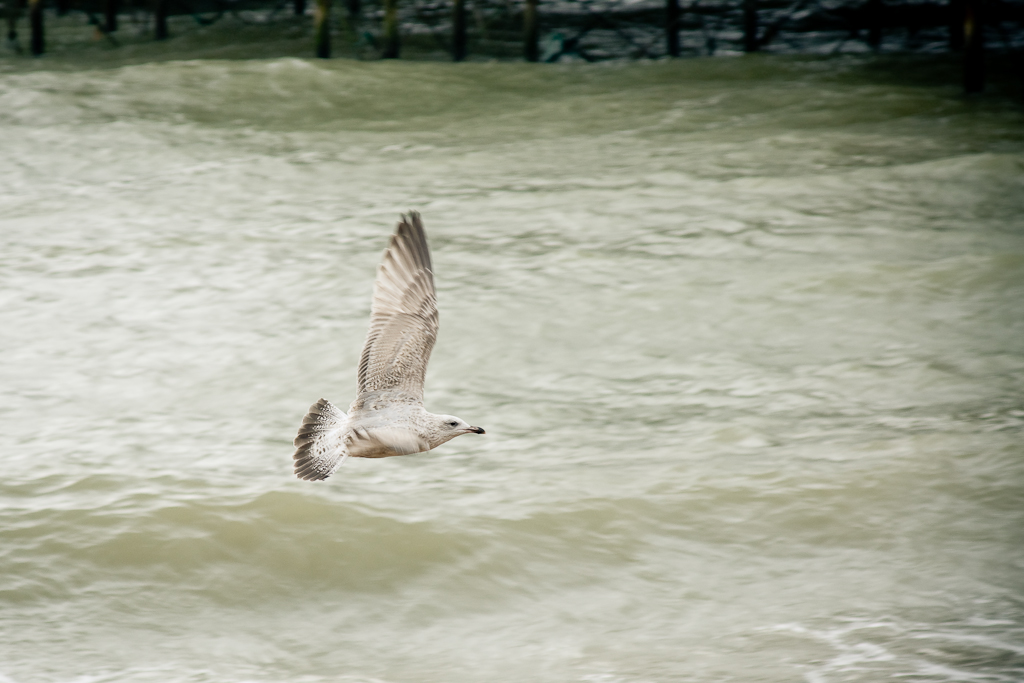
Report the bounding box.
[469,426,485,434]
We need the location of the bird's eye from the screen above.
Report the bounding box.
[449,421,458,427]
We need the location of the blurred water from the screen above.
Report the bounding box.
[1,56,1023,683]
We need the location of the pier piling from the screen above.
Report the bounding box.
[523,0,538,61]
[866,0,882,49]
[29,0,43,54]
[104,0,118,32]
[314,0,331,57]
[452,0,466,60]
[666,0,680,56]
[382,0,399,57]
[743,0,758,51]
[949,0,965,49]
[963,0,984,92]
[154,0,168,39]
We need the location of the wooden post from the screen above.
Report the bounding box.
[104,0,118,32]
[743,0,757,52]
[452,0,466,61]
[963,0,983,93]
[949,0,965,49]
[154,0,168,39]
[666,0,680,56]
[29,0,43,55]
[345,0,359,49]
[382,0,399,58]
[523,0,538,61]
[866,0,881,49]
[314,0,331,57]
[295,0,306,14]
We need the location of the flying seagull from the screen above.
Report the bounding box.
[292,213,485,481]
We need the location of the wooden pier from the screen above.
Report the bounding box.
[3,0,1021,95]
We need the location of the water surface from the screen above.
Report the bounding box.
[1,56,1023,683]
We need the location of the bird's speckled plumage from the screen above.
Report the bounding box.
[292,213,484,481]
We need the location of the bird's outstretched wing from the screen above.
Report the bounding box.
[293,398,349,480]
[357,212,438,402]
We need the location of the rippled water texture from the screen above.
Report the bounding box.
[1,56,1023,683]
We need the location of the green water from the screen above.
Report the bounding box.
[1,54,1023,683]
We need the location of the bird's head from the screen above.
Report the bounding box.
[429,414,485,447]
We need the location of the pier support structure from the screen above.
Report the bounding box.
[523,0,538,61]
[963,0,984,92]
[743,0,758,51]
[104,0,118,32]
[866,0,882,49]
[666,0,680,56]
[949,0,965,49]
[382,0,399,57]
[155,0,168,39]
[29,0,43,55]
[314,0,331,57]
[452,0,466,61]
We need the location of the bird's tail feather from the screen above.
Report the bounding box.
[293,398,349,481]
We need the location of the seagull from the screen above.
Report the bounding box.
[292,212,485,481]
